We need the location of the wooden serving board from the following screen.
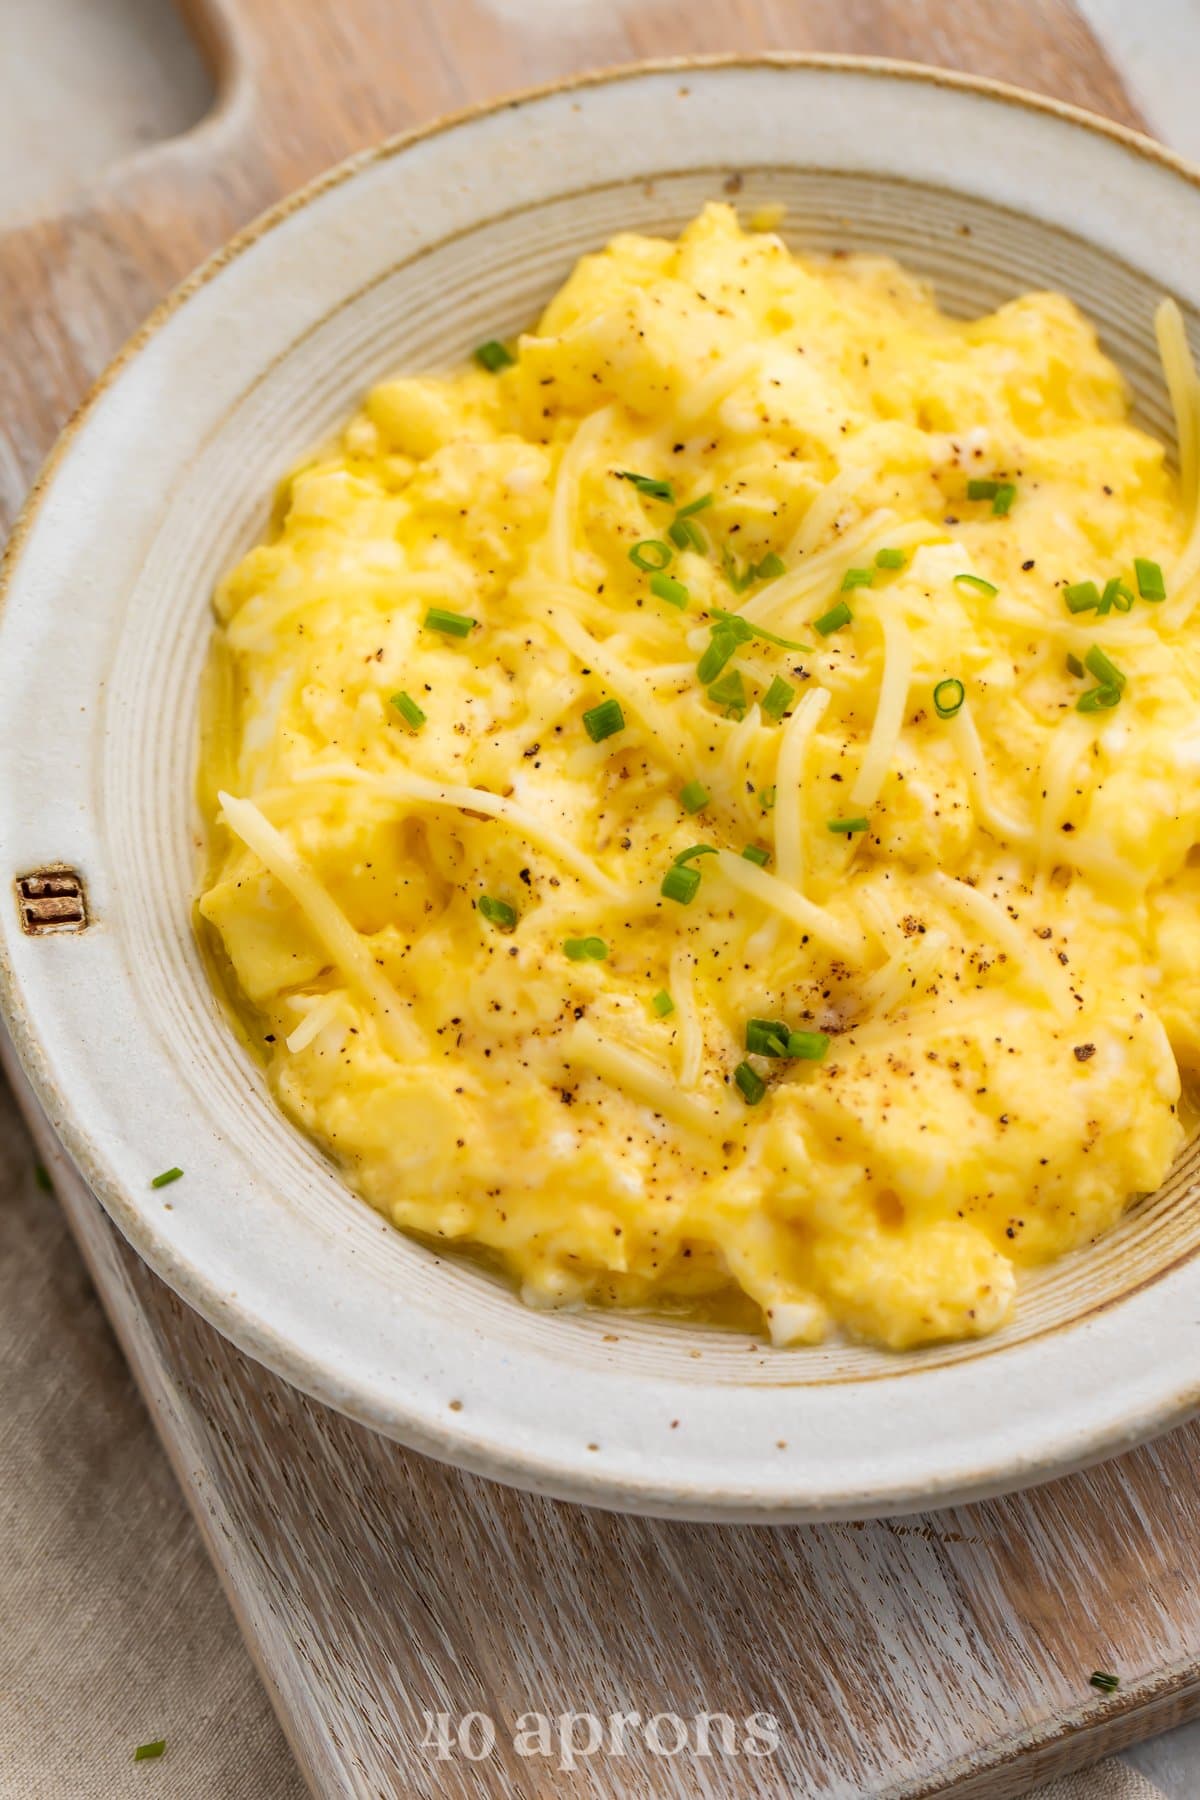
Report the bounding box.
[5,3,1200,1795]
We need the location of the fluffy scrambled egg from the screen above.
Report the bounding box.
[197,204,1200,1350]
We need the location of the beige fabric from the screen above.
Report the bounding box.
[0,1076,306,1800]
[1030,1760,1167,1797]
[0,1065,1172,1800]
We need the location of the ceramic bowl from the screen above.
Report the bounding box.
[3,57,1200,1522]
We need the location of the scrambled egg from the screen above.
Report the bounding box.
[197,204,1200,1350]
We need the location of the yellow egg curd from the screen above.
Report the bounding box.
[197,203,1200,1350]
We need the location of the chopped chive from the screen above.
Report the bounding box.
[1134,557,1166,600]
[991,482,1017,516]
[652,989,675,1017]
[582,697,625,742]
[1066,652,1085,678]
[1098,577,1134,614]
[742,844,770,867]
[841,567,874,591]
[650,571,689,608]
[1089,1671,1120,1694]
[814,599,853,636]
[424,606,476,637]
[616,469,674,502]
[1077,686,1122,713]
[134,1740,166,1762]
[966,478,999,500]
[827,816,869,835]
[875,547,907,570]
[474,339,514,372]
[661,863,702,904]
[390,690,426,730]
[680,780,710,814]
[151,1168,182,1189]
[674,844,718,866]
[697,630,738,684]
[478,895,517,931]
[707,669,747,716]
[677,493,714,518]
[758,785,776,810]
[564,936,608,961]
[34,1162,52,1193]
[1064,580,1101,614]
[933,677,965,720]
[747,1018,791,1058]
[756,551,786,580]
[669,517,706,553]
[787,1029,830,1060]
[954,573,999,597]
[710,608,808,652]
[1085,644,1127,690]
[629,539,673,572]
[734,1060,767,1105]
[761,674,795,721]
[721,545,753,594]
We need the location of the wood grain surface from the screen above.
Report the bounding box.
[4,2,1198,1795]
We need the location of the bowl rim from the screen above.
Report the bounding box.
[5,52,1200,1521]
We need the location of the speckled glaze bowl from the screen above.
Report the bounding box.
[3,58,1200,1522]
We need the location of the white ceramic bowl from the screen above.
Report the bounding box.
[4,58,1200,1522]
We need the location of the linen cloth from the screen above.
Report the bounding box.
[0,1062,1171,1798]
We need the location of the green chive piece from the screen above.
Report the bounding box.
[697,630,738,684]
[841,567,874,591]
[814,599,853,636]
[134,1740,166,1762]
[1077,686,1122,713]
[709,608,808,652]
[564,936,608,961]
[669,517,706,553]
[734,1061,767,1105]
[1099,577,1134,614]
[742,844,770,867]
[390,690,426,730]
[1066,653,1085,678]
[761,675,795,722]
[674,844,719,865]
[478,895,517,931]
[966,478,999,500]
[424,606,476,638]
[787,1029,830,1060]
[875,547,906,569]
[652,989,675,1017]
[677,493,714,519]
[680,780,710,814]
[1089,1671,1120,1694]
[616,469,674,502]
[933,677,965,720]
[746,1018,791,1057]
[1134,557,1166,600]
[1085,644,1127,690]
[758,785,776,810]
[661,863,702,905]
[150,1168,183,1190]
[721,546,753,594]
[583,697,625,743]
[755,551,786,580]
[954,573,999,597]
[991,482,1017,516]
[33,1162,52,1193]
[629,539,673,572]
[1064,580,1101,614]
[650,572,689,608]
[828,816,869,835]
[707,669,747,715]
[474,340,514,372]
